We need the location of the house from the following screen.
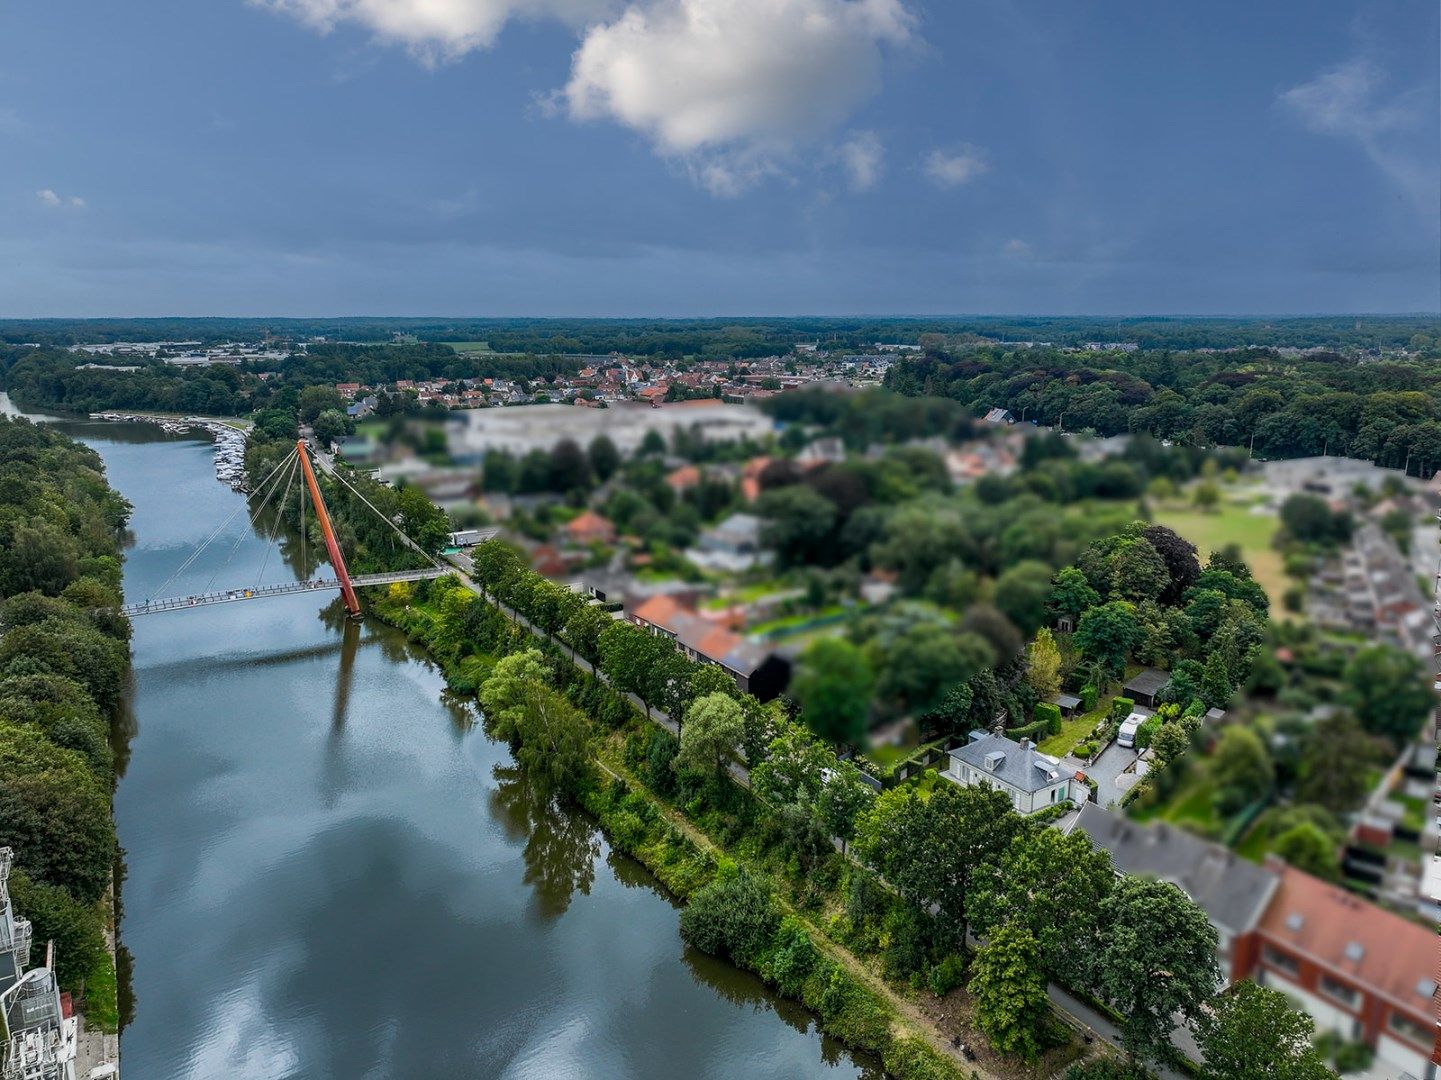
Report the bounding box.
[983,407,1015,424]
[797,437,846,466]
[686,512,770,573]
[1069,804,1441,1080]
[628,595,790,700]
[1250,861,1438,1079]
[740,457,772,502]
[334,435,380,467]
[665,464,701,494]
[1067,803,1279,985]
[564,510,616,546]
[1122,667,1171,708]
[944,732,1075,814]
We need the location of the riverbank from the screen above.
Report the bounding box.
[90,412,250,489]
[0,414,128,1080]
[366,575,1100,1080]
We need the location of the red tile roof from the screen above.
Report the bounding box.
[631,594,684,628]
[1257,863,1437,1020]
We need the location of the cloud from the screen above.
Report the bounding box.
[923,145,988,188]
[260,0,914,192]
[1002,238,1033,259]
[1278,57,1433,205]
[254,0,618,62]
[37,189,85,210]
[837,130,884,192]
[562,0,912,193]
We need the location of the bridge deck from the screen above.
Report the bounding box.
[120,568,449,617]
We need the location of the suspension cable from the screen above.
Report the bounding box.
[322,463,446,570]
[204,449,296,593]
[152,448,296,600]
[253,453,300,589]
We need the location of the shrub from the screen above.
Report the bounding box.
[884,1034,968,1080]
[679,870,780,968]
[1333,1041,1373,1074]
[927,953,967,996]
[1033,701,1063,735]
[1108,696,1135,723]
[1079,684,1098,712]
[768,916,820,999]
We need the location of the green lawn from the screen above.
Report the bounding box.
[441,340,493,354]
[1153,499,1286,609]
[1130,768,1222,833]
[1039,705,1103,757]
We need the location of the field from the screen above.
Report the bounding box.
[441,340,494,354]
[1153,499,1286,608]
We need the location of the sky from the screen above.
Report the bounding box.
[0,0,1436,317]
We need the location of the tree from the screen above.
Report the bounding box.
[994,560,1055,635]
[1073,601,1142,677]
[1295,712,1373,811]
[969,923,1050,1063]
[960,604,1024,660]
[1200,648,1235,709]
[1211,726,1272,815]
[0,724,116,904]
[790,638,873,745]
[598,622,673,718]
[674,692,744,781]
[1097,877,1219,1066]
[312,407,349,446]
[1024,629,1062,700]
[1140,525,1201,604]
[1272,822,1340,882]
[587,435,621,482]
[1342,645,1432,746]
[511,686,593,800]
[1196,982,1335,1080]
[478,649,549,741]
[1151,722,1190,770]
[548,438,593,493]
[8,869,108,996]
[1108,537,1170,602]
[1048,566,1100,625]
[563,603,614,665]
[856,781,1018,946]
[1280,493,1351,546]
[751,727,833,810]
[817,761,874,855]
[971,827,1114,986]
[873,623,994,717]
[756,485,838,568]
[297,384,345,423]
[679,870,779,968]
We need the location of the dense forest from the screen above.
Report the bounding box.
[0,417,131,1030]
[1,314,1436,353]
[881,345,1441,472]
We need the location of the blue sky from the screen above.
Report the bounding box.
[1,0,1436,316]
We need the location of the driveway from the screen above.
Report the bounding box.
[1066,742,1141,808]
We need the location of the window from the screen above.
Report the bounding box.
[1263,947,1298,976]
[1388,1011,1432,1047]
[1319,976,1359,1009]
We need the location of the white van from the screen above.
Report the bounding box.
[1116,712,1147,749]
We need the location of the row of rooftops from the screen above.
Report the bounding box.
[1067,803,1438,1022]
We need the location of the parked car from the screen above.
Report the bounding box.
[1116,712,1147,749]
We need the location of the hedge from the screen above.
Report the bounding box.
[1033,701,1063,734]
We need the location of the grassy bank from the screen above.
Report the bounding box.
[367,581,1019,1080]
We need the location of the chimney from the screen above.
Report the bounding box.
[1019,737,1032,752]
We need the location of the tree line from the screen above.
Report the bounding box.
[442,538,1332,1078]
[0,416,131,1029]
[882,345,1441,472]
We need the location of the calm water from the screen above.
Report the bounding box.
[5,401,872,1079]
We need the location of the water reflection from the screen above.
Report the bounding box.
[490,764,601,921]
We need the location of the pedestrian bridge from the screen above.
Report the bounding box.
[121,568,450,618]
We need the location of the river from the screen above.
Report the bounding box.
[1,400,875,1079]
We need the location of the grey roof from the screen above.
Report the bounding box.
[949,734,1068,794]
[1067,803,1280,935]
[1123,667,1170,698]
[1052,692,1082,709]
